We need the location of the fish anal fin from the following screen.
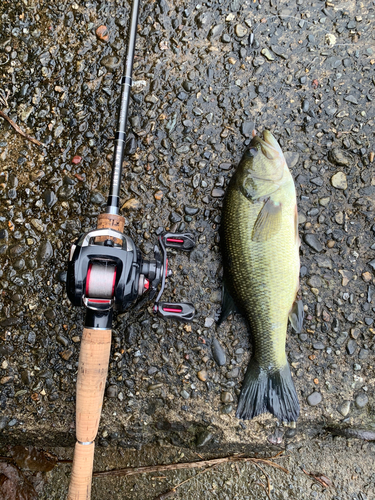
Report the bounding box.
[289,299,304,333]
[252,197,282,242]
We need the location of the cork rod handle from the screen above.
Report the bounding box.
[67,328,111,500]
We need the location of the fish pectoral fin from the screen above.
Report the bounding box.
[217,286,238,326]
[252,197,282,242]
[289,299,304,333]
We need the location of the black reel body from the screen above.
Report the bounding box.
[67,229,195,321]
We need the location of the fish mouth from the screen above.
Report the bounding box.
[250,130,284,160]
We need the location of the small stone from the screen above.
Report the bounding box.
[122,198,141,210]
[344,95,358,105]
[226,367,239,379]
[355,393,368,409]
[212,339,226,366]
[37,240,53,264]
[328,149,350,166]
[307,392,322,406]
[221,391,233,403]
[338,400,350,417]
[209,24,224,39]
[304,234,323,252]
[197,370,208,382]
[196,430,213,447]
[21,370,32,386]
[335,212,344,224]
[319,197,330,206]
[284,152,299,169]
[60,349,73,361]
[331,172,347,190]
[56,335,69,347]
[241,121,255,136]
[339,270,352,286]
[90,192,105,204]
[221,404,233,414]
[307,275,321,288]
[346,339,357,355]
[350,328,360,340]
[261,48,275,61]
[106,385,118,398]
[313,341,325,350]
[181,389,190,399]
[362,272,372,283]
[96,25,109,42]
[204,317,214,328]
[154,190,163,200]
[72,155,82,164]
[211,188,225,198]
[0,417,9,430]
[43,190,57,208]
[235,24,247,37]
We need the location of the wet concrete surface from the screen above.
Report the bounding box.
[0,0,374,498]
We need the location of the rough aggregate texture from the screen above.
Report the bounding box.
[0,0,374,497]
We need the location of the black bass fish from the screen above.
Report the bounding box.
[219,130,303,422]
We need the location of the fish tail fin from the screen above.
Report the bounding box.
[236,359,299,422]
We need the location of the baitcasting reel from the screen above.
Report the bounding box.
[66,229,196,327]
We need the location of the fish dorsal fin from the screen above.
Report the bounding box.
[252,197,282,242]
[289,299,304,333]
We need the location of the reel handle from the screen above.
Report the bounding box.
[67,328,111,500]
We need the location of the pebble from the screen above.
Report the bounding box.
[226,367,239,379]
[43,190,57,208]
[60,349,73,361]
[284,152,299,169]
[331,172,347,190]
[211,188,225,198]
[21,370,32,386]
[338,400,351,417]
[346,340,357,355]
[307,392,322,406]
[221,404,232,414]
[196,430,213,447]
[328,149,350,166]
[209,24,224,39]
[204,317,214,328]
[304,234,323,252]
[122,198,141,210]
[72,155,82,164]
[212,338,226,366]
[221,391,233,403]
[235,24,247,37]
[344,95,358,105]
[37,240,53,264]
[313,341,325,350]
[180,390,190,399]
[0,417,9,431]
[355,393,368,409]
[96,25,109,42]
[261,48,275,61]
[106,385,118,398]
[197,370,208,382]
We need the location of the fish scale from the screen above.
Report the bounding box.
[220,130,302,422]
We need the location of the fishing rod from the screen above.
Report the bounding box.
[66,0,195,497]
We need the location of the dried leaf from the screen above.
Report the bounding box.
[9,447,58,473]
[0,462,38,500]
